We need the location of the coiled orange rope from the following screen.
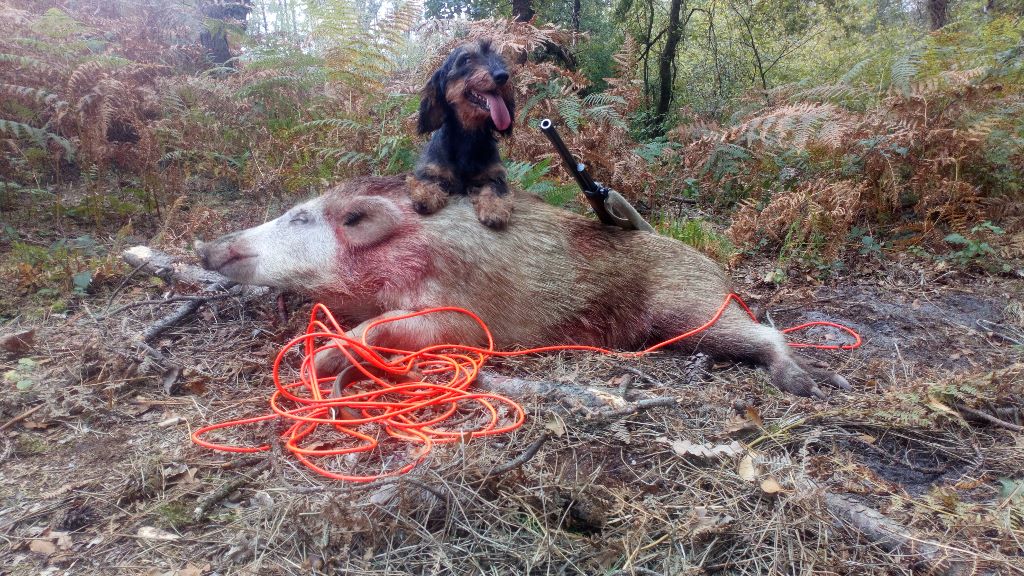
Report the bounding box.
[192,294,860,482]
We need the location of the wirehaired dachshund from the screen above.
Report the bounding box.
[407,40,516,228]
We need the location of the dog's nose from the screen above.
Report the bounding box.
[492,70,509,86]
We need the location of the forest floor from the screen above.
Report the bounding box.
[1,210,1023,575]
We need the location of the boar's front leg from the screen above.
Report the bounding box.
[313,309,490,377]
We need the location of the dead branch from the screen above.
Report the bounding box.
[193,459,272,522]
[593,396,678,420]
[955,404,1024,433]
[119,245,270,348]
[491,433,550,474]
[477,371,634,413]
[824,492,993,576]
[141,299,204,342]
[0,403,44,432]
[122,245,238,292]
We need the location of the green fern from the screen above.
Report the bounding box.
[891,50,922,94]
[556,94,583,133]
[0,83,59,105]
[291,117,367,135]
[0,52,58,74]
[0,119,74,158]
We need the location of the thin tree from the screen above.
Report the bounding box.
[654,0,687,129]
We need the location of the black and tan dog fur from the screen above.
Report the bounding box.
[407,40,516,228]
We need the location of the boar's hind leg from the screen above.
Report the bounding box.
[683,318,848,399]
[313,309,488,377]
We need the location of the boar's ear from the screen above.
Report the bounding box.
[334,196,403,250]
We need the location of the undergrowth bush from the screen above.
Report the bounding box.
[667,16,1024,268]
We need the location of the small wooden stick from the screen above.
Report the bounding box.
[491,434,550,474]
[0,404,44,432]
[193,459,272,521]
[956,404,1024,432]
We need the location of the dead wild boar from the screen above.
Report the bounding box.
[197,176,849,398]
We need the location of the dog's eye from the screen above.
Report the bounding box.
[290,211,310,225]
[343,211,364,226]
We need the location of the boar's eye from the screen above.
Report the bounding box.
[342,211,365,226]
[457,53,471,68]
[290,210,311,225]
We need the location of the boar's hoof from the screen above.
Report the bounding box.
[472,189,513,229]
[314,348,348,377]
[406,176,449,215]
[771,360,827,400]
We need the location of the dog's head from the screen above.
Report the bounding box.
[418,39,515,137]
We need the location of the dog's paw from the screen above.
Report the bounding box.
[406,175,448,215]
[471,187,514,229]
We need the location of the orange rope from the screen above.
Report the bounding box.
[192,294,860,481]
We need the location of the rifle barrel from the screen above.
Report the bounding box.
[538,118,617,226]
[538,119,601,196]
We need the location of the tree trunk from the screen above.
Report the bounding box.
[654,0,685,130]
[572,0,582,32]
[512,0,535,22]
[199,1,252,67]
[925,0,949,30]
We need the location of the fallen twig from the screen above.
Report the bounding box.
[491,433,550,475]
[955,404,1024,433]
[0,403,44,432]
[142,298,205,342]
[104,294,233,318]
[824,492,994,576]
[593,396,678,420]
[193,459,272,522]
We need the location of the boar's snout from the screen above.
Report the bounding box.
[195,231,249,275]
[195,239,210,269]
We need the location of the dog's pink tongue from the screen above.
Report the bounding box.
[485,92,512,131]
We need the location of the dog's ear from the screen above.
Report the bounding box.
[418,67,446,135]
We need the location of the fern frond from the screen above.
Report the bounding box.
[0,119,74,157]
[840,56,873,84]
[291,117,366,134]
[0,52,58,74]
[891,50,922,94]
[556,94,583,133]
[0,83,60,106]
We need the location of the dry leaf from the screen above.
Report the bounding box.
[760,478,785,494]
[722,414,758,435]
[857,433,876,444]
[744,406,763,427]
[136,526,180,541]
[161,366,183,395]
[0,329,35,356]
[607,374,631,389]
[30,539,56,555]
[51,530,72,549]
[544,413,566,437]
[737,453,759,482]
[175,564,204,576]
[669,439,743,459]
[926,393,959,417]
